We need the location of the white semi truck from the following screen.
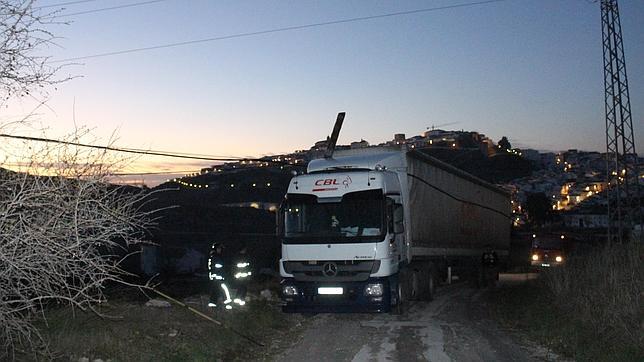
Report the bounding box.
[279,145,511,313]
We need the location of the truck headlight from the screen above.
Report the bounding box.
[531,254,539,261]
[282,285,298,296]
[364,283,384,297]
[555,256,563,263]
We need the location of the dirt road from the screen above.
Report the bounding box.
[273,277,561,362]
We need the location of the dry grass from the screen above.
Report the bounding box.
[492,242,643,361]
[542,242,643,353]
[21,294,303,361]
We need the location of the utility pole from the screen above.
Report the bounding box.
[324,112,346,159]
[600,0,641,242]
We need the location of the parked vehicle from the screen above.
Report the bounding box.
[530,234,566,268]
[278,146,511,313]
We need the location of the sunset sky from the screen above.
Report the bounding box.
[3,0,643,185]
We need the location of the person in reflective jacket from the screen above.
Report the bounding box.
[480,244,499,288]
[207,242,233,309]
[231,244,251,306]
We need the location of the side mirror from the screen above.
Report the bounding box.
[393,204,404,234]
[386,200,394,232]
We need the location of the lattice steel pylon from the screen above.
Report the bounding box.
[601,0,641,242]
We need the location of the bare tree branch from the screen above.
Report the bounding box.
[0,0,73,105]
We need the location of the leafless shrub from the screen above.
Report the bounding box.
[0,127,156,358]
[542,242,643,351]
[0,0,152,358]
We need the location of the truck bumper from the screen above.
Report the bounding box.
[280,277,393,313]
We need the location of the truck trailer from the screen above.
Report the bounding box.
[279,146,511,313]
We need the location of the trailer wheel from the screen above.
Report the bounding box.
[409,269,420,301]
[427,267,436,301]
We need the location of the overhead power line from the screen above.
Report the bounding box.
[35,0,103,9]
[0,133,307,168]
[54,0,169,18]
[51,0,505,63]
[106,146,239,159]
[0,133,245,162]
[112,170,203,176]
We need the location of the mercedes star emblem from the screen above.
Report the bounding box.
[322,262,338,277]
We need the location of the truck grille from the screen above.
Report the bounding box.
[283,260,380,282]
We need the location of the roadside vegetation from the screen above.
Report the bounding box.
[491,242,643,361]
[26,279,304,361]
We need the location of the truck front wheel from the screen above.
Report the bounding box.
[391,271,409,315]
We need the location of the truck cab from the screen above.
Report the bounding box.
[279,151,408,312]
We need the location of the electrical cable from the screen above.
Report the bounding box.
[51,0,506,63]
[149,288,264,347]
[112,170,204,176]
[407,173,511,219]
[104,145,243,160]
[53,0,169,18]
[35,0,103,9]
[0,133,244,162]
[0,133,307,167]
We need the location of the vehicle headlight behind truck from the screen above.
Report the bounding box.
[364,283,384,297]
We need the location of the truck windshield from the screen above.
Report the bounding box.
[283,190,384,243]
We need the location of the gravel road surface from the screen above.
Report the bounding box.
[273,276,563,362]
